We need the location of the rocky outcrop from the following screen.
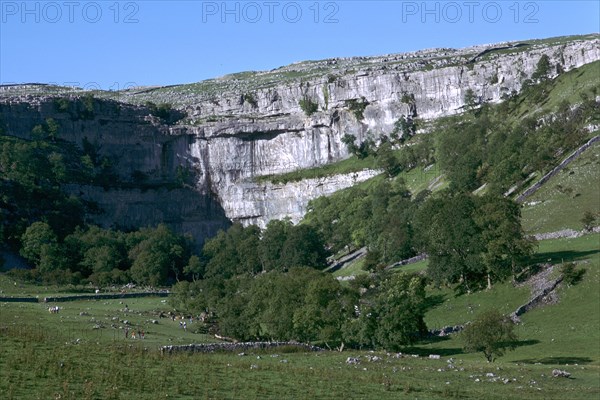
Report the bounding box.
[214,170,380,227]
[510,273,563,324]
[1,35,598,242]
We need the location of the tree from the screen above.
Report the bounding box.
[376,142,401,177]
[280,224,329,270]
[363,249,383,272]
[373,273,428,349]
[45,118,59,141]
[344,273,428,350]
[532,54,551,82]
[64,225,127,277]
[20,221,58,266]
[128,224,189,286]
[342,134,360,156]
[462,309,517,362]
[183,255,204,281]
[416,193,485,292]
[463,88,478,110]
[293,273,358,346]
[474,195,536,287]
[82,245,122,275]
[391,116,416,142]
[581,210,596,232]
[341,134,374,159]
[259,219,291,272]
[436,120,485,191]
[202,223,261,279]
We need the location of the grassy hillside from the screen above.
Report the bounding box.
[419,235,599,367]
[519,60,600,118]
[522,141,600,234]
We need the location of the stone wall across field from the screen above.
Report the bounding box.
[2,292,170,303]
[517,135,600,203]
[0,296,39,303]
[43,292,170,303]
[160,341,323,355]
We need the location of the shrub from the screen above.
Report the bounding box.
[561,262,586,286]
[581,210,596,232]
[299,97,319,116]
[145,102,185,124]
[345,97,369,120]
[243,93,258,108]
[54,97,71,113]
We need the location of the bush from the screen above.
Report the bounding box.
[299,97,319,116]
[345,97,369,120]
[145,102,184,124]
[561,262,586,286]
[581,210,596,232]
[243,93,258,108]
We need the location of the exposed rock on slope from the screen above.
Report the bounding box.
[1,35,598,242]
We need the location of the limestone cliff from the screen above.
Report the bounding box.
[0,34,598,240]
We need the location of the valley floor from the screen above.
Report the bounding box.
[1,234,598,399]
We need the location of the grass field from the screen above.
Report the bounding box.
[2,235,597,399]
[522,142,600,234]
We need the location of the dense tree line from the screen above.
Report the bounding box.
[415,192,535,293]
[168,213,433,348]
[305,178,419,266]
[437,60,598,195]
[171,267,428,349]
[0,121,192,286]
[16,222,192,286]
[193,220,329,280]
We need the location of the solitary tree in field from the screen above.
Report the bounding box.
[461,309,517,362]
[581,210,596,232]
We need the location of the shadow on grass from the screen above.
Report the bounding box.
[514,356,593,365]
[423,294,446,312]
[402,346,465,357]
[405,338,543,358]
[511,339,541,349]
[404,336,466,357]
[531,248,600,265]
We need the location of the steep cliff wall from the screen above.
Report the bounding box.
[0,98,230,245]
[184,35,599,226]
[1,35,598,239]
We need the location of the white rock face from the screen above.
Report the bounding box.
[215,170,382,228]
[176,37,599,226]
[1,36,599,237]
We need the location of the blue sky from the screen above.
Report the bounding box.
[1,1,598,89]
